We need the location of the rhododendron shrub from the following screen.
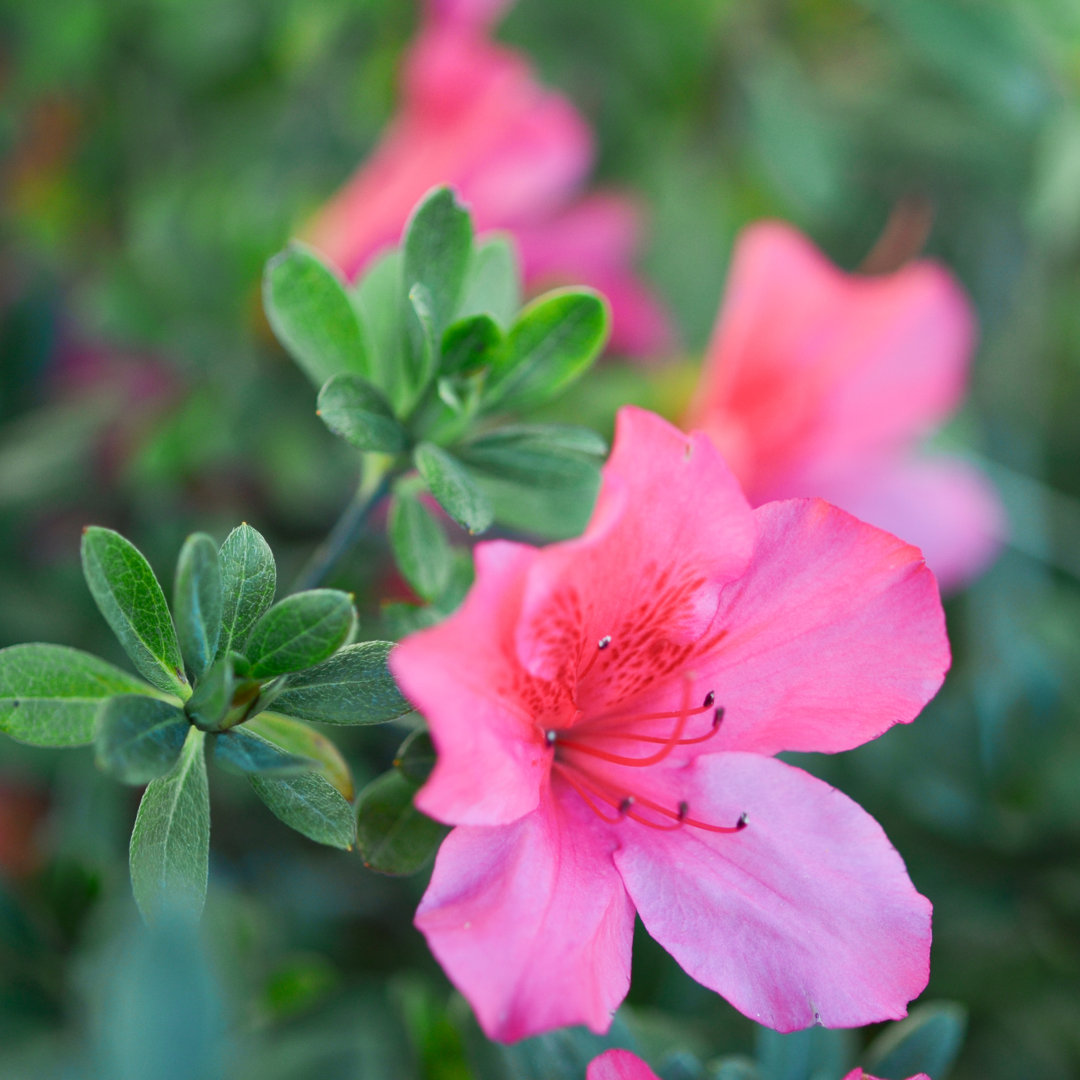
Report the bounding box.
[304,0,671,354]
[392,406,949,1042]
[686,222,1004,590]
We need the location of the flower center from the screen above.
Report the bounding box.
[543,636,748,835]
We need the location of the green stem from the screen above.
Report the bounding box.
[292,457,394,591]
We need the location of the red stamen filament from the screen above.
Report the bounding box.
[576,634,612,684]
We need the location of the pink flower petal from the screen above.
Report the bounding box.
[390,541,553,826]
[812,455,1005,593]
[615,753,932,1031]
[843,1071,931,1080]
[415,786,634,1042]
[696,498,950,756]
[516,407,755,714]
[587,1049,661,1080]
[425,0,512,31]
[689,221,974,500]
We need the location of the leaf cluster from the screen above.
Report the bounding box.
[0,523,411,922]
[263,187,611,607]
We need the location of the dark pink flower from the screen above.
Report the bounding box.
[587,1049,659,1080]
[685,222,1004,590]
[303,2,672,355]
[392,407,948,1042]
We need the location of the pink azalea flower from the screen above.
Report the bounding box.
[587,1048,659,1080]
[843,1071,930,1080]
[303,1,672,355]
[685,221,1004,590]
[391,406,948,1042]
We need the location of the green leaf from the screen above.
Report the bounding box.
[0,643,155,747]
[388,491,452,602]
[402,186,474,337]
[413,442,493,534]
[352,248,404,403]
[81,526,189,699]
[250,771,356,850]
[457,424,606,488]
[457,233,521,326]
[173,533,222,681]
[485,289,610,412]
[355,770,448,875]
[402,283,438,408]
[270,641,410,726]
[246,712,355,798]
[863,1002,967,1080]
[755,1026,854,1080]
[316,374,407,452]
[184,655,236,732]
[439,313,503,377]
[209,727,314,775]
[129,727,210,922]
[217,524,277,659]
[394,727,437,787]
[243,590,356,679]
[263,242,371,386]
[95,695,190,784]
[456,424,605,537]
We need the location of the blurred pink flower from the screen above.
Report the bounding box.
[304,1,672,355]
[686,222,1004,590]
[843,1071,930,1080]
[587,1049,659,1080]
[392,406,948,1043]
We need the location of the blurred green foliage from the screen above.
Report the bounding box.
[2,0,1080,1078]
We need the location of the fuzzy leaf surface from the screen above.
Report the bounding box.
[250,771,356,850]
[129,727,210,922]
[388,492,452,602]
[0,643,154,747]
[355,770,448,875]
[263,242,370,386]
[485,290,610,412]
[402,187,473,337]
[217,524,276,659]
[316,374,407,452]
[81,527,188,698]
[247,712,355,798]
[414,442,493,534]
[95,695,190,784]
[173,532,222,681]
[243,590,355,678]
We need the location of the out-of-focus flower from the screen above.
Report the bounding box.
[304,1,672,355]
[587,1049,659,1080]
[685,221,1004,590]
[392,406,948,1042]
[842,1071,930,1080]
[0,780,49,879]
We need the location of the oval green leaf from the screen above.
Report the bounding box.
[457,233,521,327]
[184,655,236,732]
[388,491,452,602]
[217,524,277,659]
[0,643,156,747]
[402,186,474,337]
[243,590,356,679]
[485,289,610,412]
[316,373,407,452]
[81,526,189,699]
[263,242,371,386]
[95,695,190,784]
[250,771,356,850]
[246,712,355,799]
[394,727,437,787]
[439,313,503,377]
[129,727,210,923]
[413,442,493,535]
[864,1002,968,1080]
[209,727,314,776]
[173,532,222,681]
[355,770,449,876]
